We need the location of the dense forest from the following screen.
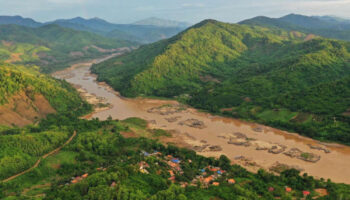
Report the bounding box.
[0,24,136,73]
[239,14,350,41]
[92,20,350,145]
[1,113,350,199]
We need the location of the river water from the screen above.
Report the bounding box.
[53,57,350,184]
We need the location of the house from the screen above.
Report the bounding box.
[71,176,82,184]
[303,191,310,196]
[171,158,180,164]
[212,182,220,186]
[82,173,88,178]
[168,176,176,183]
[228,179,236,184]
[285,187,292,192]
[168,170,175,177]
[204,176,214,184]
[268,187,274,192]
[110,181,116,187]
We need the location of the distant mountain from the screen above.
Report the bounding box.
[133,17,191,28]
[92,19,350,145]
[48,17,186,43]
[240,14,350,41]
[0,15,41,27]
[48,17,117,33]
[0,15,188,43]
[280,14,350,30]
[313,15,350,25]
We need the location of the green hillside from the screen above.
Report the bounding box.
[92,20,350,144]
[0,24,135,73]
[0,62,91,115]
[240,14,350,41]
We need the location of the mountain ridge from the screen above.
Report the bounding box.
[92,19,350,145]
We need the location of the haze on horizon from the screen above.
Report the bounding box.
[0,0,349,24]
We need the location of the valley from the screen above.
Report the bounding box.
[54,56,350,184]
[1,10,350,199]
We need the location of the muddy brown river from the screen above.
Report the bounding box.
[53,56,350,184]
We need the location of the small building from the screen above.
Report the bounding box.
[82,173,89,178]
[212,182,220,186]
[110,181,116,187]
[171,159,180,164]
[228,179,236,184]
[303,191,310,196]
[285,187,292,192]
[268,187,274,192]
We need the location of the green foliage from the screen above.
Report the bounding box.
[92,20,350,144]
[0,118,349,199]
[0,63,91,116]
[0,24,136,73]
[0,130,70,180]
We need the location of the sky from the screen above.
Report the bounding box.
[0,0,349,24]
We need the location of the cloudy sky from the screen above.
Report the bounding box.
[0,0,349,24]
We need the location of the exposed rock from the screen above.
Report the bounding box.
[178,119,206,129]
[228,138,251,147]
[148,104,186,115]
[148,120,157,125]
[193,144,210,152]
[268,144,287,154]
[165,116,182,123]
[233,132,247,139]
[308,144,331,154]
[209,145,223,152]
[269,162,304,174]
[252,127,264,132]
[284,148,321,163]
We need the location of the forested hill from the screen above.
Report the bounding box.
[92,19,350,144]
[0,62,91,126]
[0,24,135,73]
[239,14,350,41]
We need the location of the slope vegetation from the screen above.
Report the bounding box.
[0,24,135,73]
[92,20,350,144]
[240,14,350,41]
[0,62,91,126]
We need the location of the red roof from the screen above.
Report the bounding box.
[204,176,213,183]
[285,187,292,192]
[212,182,220,186]
[303,191,310,196]
[228,179,236,184]
[268,187,274,192]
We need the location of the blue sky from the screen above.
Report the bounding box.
[0,0,349,24]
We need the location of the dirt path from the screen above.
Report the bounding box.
[1,131,77,183]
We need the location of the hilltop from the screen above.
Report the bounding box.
[240,14,350,41]
[92,19,350,145]
[0,24,134,73]
[48,17,186,43]
[133,17,191,28]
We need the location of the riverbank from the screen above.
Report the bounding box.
[53,57,350,184]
